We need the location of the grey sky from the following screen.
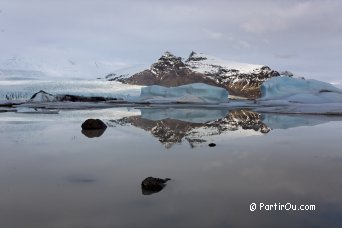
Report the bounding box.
[0,0,341,81]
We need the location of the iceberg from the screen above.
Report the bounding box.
[139,83,229,103]
[260,76,342,103]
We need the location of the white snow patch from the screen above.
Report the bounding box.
[186,52,264,75]
[105,64,149,80]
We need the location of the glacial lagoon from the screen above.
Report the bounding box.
[1,107,342,227]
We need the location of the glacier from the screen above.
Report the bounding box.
[260,76,342,103]
[139,83,229,103]
[0,80,143,103]
[0,56,147,80]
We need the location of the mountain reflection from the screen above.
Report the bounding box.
[111,108,270,148]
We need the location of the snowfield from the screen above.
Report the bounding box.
[185,52,264,75]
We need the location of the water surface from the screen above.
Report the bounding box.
[0,107,342,228]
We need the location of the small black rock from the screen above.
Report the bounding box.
[208,143,216,147]
[141,177,171,195]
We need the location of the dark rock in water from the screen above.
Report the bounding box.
[208,143,216,147]
[81,128,106,138]
[141,176,171,195]
[59,94,108,102]
[81,119,107,130]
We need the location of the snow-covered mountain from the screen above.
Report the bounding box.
[0,56,47,80]
[0,56,134,80]
[104,64,149,81]
[110,51,280,98]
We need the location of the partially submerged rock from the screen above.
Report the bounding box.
[81,119,107,130]
[28,90,120,103]
[141,177,171,195]
[59,94,108,102]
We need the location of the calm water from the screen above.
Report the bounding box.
[1,107,342,228]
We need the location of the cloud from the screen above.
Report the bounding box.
[203,29,224,40]
[241,0,342,35]
[0,0,341,81]
[273,53,297,59]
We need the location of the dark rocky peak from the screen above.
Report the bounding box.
[186,51,208,62]
[255,66,280,78]
[150,51,185,75]
[280,70,294,77]
[161,51,178,59]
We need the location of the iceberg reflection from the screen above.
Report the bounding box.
[140,108,229,123]
[261,113,342,129]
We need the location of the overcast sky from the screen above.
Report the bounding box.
[0,0,341,82]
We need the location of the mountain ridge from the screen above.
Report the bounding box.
[108,51,280,98]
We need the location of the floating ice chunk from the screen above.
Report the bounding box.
[140,83,228,103]
[260,76,342,103]
[16,107,59,114]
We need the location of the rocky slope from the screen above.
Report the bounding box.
[111,51,280,98]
